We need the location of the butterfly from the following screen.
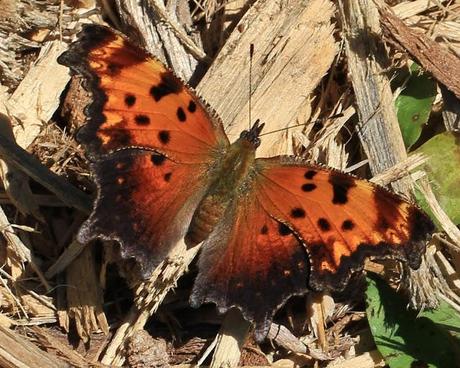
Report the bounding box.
[58,24,434,341]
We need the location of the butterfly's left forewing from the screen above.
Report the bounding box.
[58,25,228,162]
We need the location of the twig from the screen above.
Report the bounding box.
[0,131,91,214]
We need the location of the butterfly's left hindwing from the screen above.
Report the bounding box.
[78,150,210,275]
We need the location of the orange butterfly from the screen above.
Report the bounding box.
[58,25,434,340]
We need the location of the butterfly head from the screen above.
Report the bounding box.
[239,120,265,149]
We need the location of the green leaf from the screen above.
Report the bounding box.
[365,275,460,367]
[414,131,460,225]
[395,64,436,148]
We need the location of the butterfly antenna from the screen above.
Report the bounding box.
[249,43,254,130]
[258,114,344,137]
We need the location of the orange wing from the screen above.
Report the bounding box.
[190,194,309,341]
[190,156,433,339]
[58,25,229,163]
[78,150,209,275]
[254,157,434,291]
[59,25,228,274]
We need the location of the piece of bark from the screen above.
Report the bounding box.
[125,331,170,368]
[307,293,334,352]
[392,0,451,19]
[0,324,69,368]
[29,326,91,368]
[45,240,88,278]
[0,107,42,221]
[209,309,251,368]
[0,127,91,214]
[325,350,385,368]
[440,85,460,131]
[370,153,427,187]
[338,0,439,310]
[379,4,460,99]
[267,323,334,361]
[0,0,63,89]
[7,41,70,149]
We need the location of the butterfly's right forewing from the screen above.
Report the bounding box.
[254,157,434,291]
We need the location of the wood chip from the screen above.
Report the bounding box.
[66,246,109,343]
[379,4,460,99]
[338,0,411,195]
[7,41,70,149]
[326,350,385,367]
[0,324,69,368]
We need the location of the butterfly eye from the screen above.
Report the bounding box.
[240,130,249,139]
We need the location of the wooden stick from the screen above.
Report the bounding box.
[338,0,412,195]
[0,128,91,214]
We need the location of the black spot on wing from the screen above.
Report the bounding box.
[134,115,150,125]
[260,225,268,234]
[164,172,172,182]
[158,130,170,144]
[125,94,136,107]
[291,208,306,218]
[177,107,186,122]
[318,218,330,232]
[341,220,354,231]
[278,223,292,236]
[304,170,317,179]
[188,100,197,113]
[150,72,183,102]
[302,183,317,192]
[329,172,356,204]
[151,154,166,166]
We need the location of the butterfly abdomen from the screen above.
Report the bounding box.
[185,194,228,246]
[185,136,258,246]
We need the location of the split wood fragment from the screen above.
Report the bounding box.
[198,0,337,157]
[338,0,441,312]
[338,0,411,195]
[0,324,69,368]
[0,128,91,214]
[379,4,460,99]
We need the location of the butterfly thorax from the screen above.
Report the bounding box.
[184,123,263,247]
